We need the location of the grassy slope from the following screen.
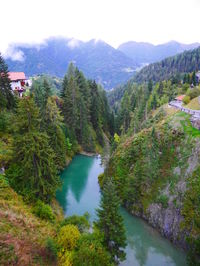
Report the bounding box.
[185,97,200,110]
[0,175,63,266]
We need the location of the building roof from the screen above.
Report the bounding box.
[175,95,186,101]
[8,72,26,81]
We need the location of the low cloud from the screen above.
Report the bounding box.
[67,38,80,49]
[5,45,25,61]
[4,40,47,61]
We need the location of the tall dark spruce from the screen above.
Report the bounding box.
[6,97,60,203]
[0,53,15,109]
[96,178,126,264]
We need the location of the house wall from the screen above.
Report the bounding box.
[11,80,22,91]
[25,79,32,87]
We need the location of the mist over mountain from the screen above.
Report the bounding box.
[5,38,200,90]
[118,40,200,64]
[5,37,138,90]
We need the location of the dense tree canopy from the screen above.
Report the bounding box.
[6,97,60,202]
[0,53,15,109]
[134,47,200,83]
[61,63,113,152]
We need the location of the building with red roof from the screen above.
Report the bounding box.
[175,95,186,102]
[8,72,26,97]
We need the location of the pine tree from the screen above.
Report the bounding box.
[44,97,66,170]
[60,75,68,98]
[148,79,153,93]
[43,79,52,108]
[62,75,79,133]
[151,94,157,110]
[192,71,196,86]
[89,80,101,131]
[0,53,15,109]
[31,82,44,109]
[95,178,126,263]
[6,97,60,203]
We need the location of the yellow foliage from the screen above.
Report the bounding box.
[58,250,73,266]
[57,224,80,252]
[114,133,120,143]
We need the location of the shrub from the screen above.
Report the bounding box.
[33,200,55,222]
[73,233,112,266]
[57,225,80,252]
[60,213,90,233]
[0,174,9,188]
[45,237,58,261]
[58,250,73,266]
[156,194,168,208]
[187,87,200,99]
[183,95,190,105]
[187,237,200,266]
[98,173,105,188]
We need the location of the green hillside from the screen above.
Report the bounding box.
[134,47,200,83]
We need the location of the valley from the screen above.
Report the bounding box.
[1,37,200,266]
[56,154,187,266]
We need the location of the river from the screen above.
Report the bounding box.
[56,155,187,266]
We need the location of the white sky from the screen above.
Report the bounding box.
[1,0,200,53]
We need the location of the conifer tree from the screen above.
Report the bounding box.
[43,79,52,108]
[44,97,66,170]
[89,80,105,145]
[60,75,68,98]
[148,79,153,93]
[0,53,15,109]
[96,178,126,263]
[192,71,196,86]
[6,97,60,203]
[62,75,79,132]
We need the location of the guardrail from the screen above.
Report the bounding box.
[169,101,200,119]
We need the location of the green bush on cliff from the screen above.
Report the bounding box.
[45,237,58,261]
[73,233,112,266]
[156,195,168,208]
[182,167,200,233]
[60,213,90,233]
[33,200,55,222]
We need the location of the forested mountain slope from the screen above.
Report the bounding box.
[106,107,200,264]
[104,66,200,264]
[134,47,200,83]
[5,37,137,89]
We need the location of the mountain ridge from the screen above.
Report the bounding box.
[5,37,138,90]
[118,40,200,64]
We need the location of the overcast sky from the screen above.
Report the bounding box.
[1,0,200,53]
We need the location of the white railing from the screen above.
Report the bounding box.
[169,101,200,119]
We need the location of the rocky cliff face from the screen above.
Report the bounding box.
[107,109,200,250]
[141,138,200,248]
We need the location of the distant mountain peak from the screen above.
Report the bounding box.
[118,40,200,64]
[6,37,138,90]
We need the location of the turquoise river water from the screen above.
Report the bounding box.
[56,155,187,266]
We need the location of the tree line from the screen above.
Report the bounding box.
[134,47,200,83]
